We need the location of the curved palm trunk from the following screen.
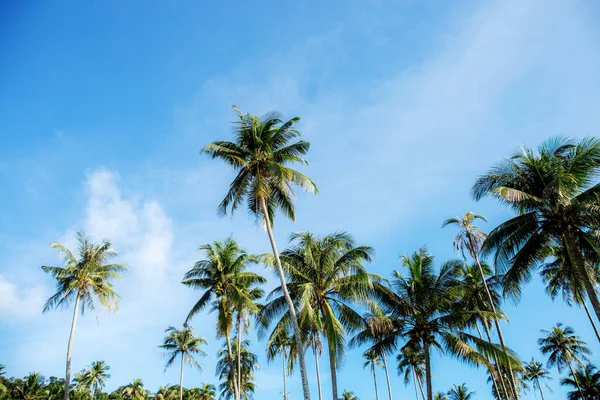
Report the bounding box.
[423,341,432,400]
[260,198,311,400]
[565,234,600,328]
[179,354,185,400]
[567,360,584,399]
[64,293,81,400]
[535,381,545,400]
[472,250,518,399]
[416,369,426,400]
[372,365,379,400]
[581,301,600,343]
[327,340,339,400]
[412,368,420,400]
[282,352,288,400]
[314,345,323,400]
[382,354,393,400]
[481,321,509,399]
[237,313,243,400]
[225,331,240,400]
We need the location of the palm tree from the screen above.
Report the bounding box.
[182,238,263,400]
[443,212,518,399]
[85,361,110,398]
[42,232,126,400]
[266,329,296,400]
[153,386,178,400]
[261,231,375,400]
[539,323,590,397]
[472,137,600,323]
[340,390,359,400]
[159,325,208,400]
[306,330,324,400]
[204,106,318,400]
[11,373,47,400]
[375,248,520,400]
[396,345,426,400]
[433,394,449,400]
[447,384,474,400]
[122,379,147,400]
[540,245,600,343]
[561,364,600,400]
[363,350,382,400]
[197,383,216,400]
[523,359,552,400]
[216,339,258,400]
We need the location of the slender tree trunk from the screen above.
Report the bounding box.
[536,381,545,400]
[565,234,600,326]
[260,198,311,400]
[567,360,584,399]
[423,340,432,400]
[283,352,288,400]
[581,301,600,343]
[415,368,426,400]
[372,365,379,400]
[237,313,243,400]
[482,321,509,399]
[64,293,81,400]
[314,345,323,400]
[472,250,518,399]
[225,331,240,400]
[327,339,339,400]
[382,354,393,400]
[412,368,420,400]
[179,354,185,400]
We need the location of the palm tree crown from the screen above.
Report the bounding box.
[538,323,590,373]
[447,384,475,400]
[561,364,600,400]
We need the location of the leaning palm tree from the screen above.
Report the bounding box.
[539,323,590,398]
[122,379,148,400]
[261,231,376,400]
[204,106,317,400]
[363,350,382,400]
[561,364,600,400]
[472,137,600,322]
[447,384,474,400]
[540,245,600,343]
[42,232,126,400]
[523,359,552,400]
[159,325,208,400]
[396,345,426,400]
[182,238,263,400]
[375,248,521,400]
[266,328,297,400]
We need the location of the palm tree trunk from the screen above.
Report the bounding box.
[476,323,501,400]
[567,360,584,399]
[179,354,185,400]
[412,368,420,400]
[382,354,393,400]
[282,352,288,400]
[372,365,379,400]
[416,370,426,400]
[260,198,311,400]
[64,293,81,400]
[314,345,323,400]
[237,313,243,400]
[472,250,518,399]
[423,340,432,400]
[327,339,339,400]
[565,234,600,326]
[481,320,510,399]
[536,381,545,400]
[581,300,600,343]
[225,331,240,400]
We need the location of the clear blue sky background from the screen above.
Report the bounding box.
[2,1,600,399]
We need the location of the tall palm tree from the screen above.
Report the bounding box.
[159,325,208,400]
[197,383,216,400]
[204,106,317,400]
[42,232,126,400]
[539,323,590,398]
[472,137,600,322]
[363,350,382,400]
[443,212,518,399]
[266,329,296,400]
[86,361,110,398]
[396,345,426,400]
[182,238,263,400]
[561,364,600,400]
[375,248,520,400]
[216,339,258,400]
[340,391,359,400]
[261,231,375,400]
[122,379,147,400]
[523,359,552,400]
[540,245,600,343]
[447,384,474,400]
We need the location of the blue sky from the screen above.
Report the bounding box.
[2,0,600,398]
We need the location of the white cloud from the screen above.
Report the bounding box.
[0,275,45,319]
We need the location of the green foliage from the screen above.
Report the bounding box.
[561,364,600,400]
[539,323,590,373]
[447,383,475,400]
[216,339,257,400]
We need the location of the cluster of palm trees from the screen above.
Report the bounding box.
[10,107,600,400]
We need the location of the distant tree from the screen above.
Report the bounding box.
[523,359,552,400]
[216,339,258,400]
[561,364,600,400]
[447,384,474,400]
[340,391,359,400]
[397,345,426,400]
[121,379,147,400]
